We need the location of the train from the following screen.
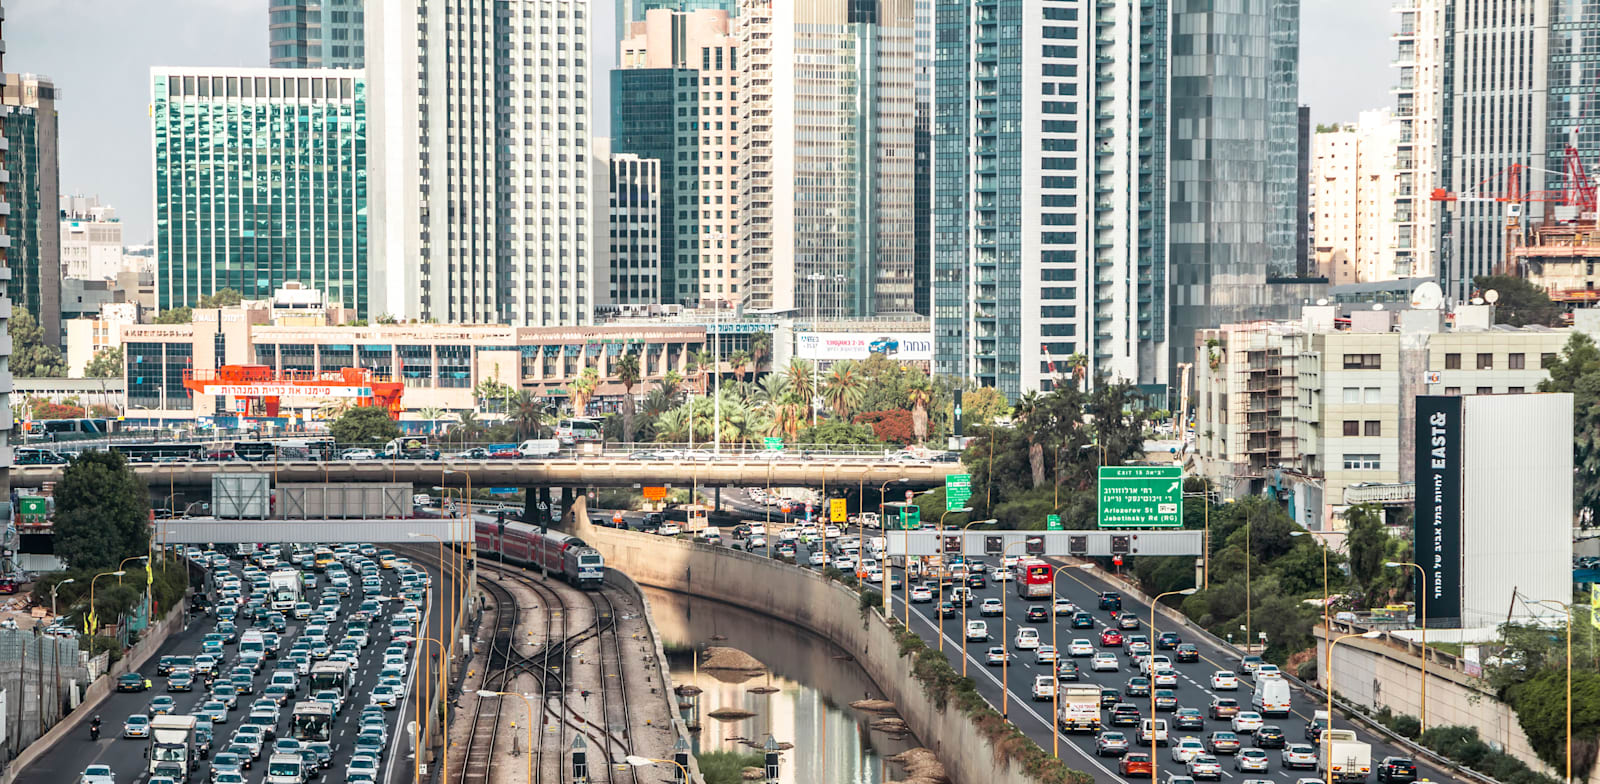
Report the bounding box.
[474,517,607,589]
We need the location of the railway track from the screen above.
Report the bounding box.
[473,561,643,783]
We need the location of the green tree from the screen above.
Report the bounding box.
[53,450,150,569]
[1506,668,1600,778]
[84,346,124,378]
[511,391,549,440]
[329,405,402,446]
[1345,504,1388,604]
[963,386,1009,428]
[1539,332,1600,519]
[154,307,193,324]
[10,306,66,377]
[795,419,881,447]
[1474,274,1564,327]
[198,288,244,308]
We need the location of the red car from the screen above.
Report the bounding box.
[1119,753,1153,776]
[1101,629,1124,647]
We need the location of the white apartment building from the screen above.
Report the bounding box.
[1391,0,1442,280]
[367,0,594,326]
[59,194,123,281]
[1312,112,1402,284]
[1194,304,1574,530]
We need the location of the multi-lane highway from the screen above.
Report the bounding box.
[16,544,458,784]
[605,494,1445,784]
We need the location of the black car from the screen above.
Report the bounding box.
[117,673,147,692]
[1254,726,1286,749]
[1072,611,1096,629]
[155,656,177,676]
[1026,606,1049,623]
[1099,591,1123,611]
[1377,757,1418,784]
[1156,632,1182,650]
[937,601,958,618]
[1100,687,1121,708]
[641,512,665,533]
[1176,643,1200,662]
[731,524,753,539]
[966,572,987,589]
[1174,708,1206,730]
[1109,703,1142,727]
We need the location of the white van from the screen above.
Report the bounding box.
[517,439,561,458]
[1252,673,1293,716]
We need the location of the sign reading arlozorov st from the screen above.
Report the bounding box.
[1097,466,1182,528]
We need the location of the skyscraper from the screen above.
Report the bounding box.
[151,68,368,314]
[604,153,664,306]
[0,72,60,346]
[614,9,740,306]
[367,0,594,326]
[0,3,17,499]
[1392,0,1442,283]
[1312,112,1404,285]
[269,0,366,69]
[736,0,917,319]
[932,0,1169,396]
[1166,0,1302,370]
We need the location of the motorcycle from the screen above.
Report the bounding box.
[89,721,100,741]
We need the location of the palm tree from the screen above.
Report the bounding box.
[455,410,484,445]
[511,391,547,440]
[692,349,716,394]
[417,407,445,435]
[823,360,863,419]
[729,349,752,384]
[660,370,683,402]
[569,366,600,417]
[615,352,642,442]
[1014,390,1046,488]
[1067,353,1089,392]
[907,380,932,443]
[749,332,772,377]
[784,358,815,415]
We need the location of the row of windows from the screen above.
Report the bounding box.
[1341,420,1382,437]
[1441,351,1551,370]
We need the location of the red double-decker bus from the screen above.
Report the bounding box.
[1017,559,1053,599]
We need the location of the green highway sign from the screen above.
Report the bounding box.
[1098,466,1183,528]
[945,474,972,511]
[1046,514,1062,531]
[762,437,784,450]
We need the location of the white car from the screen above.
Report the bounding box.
[658,523,681,536]
[1014,629,1041,650]
[1211,671,1240,690]
[340,449,377,460]
[1092,652,1119,672]
[910,586,933,603]
[1231,711,1265,734]
[1282,745,1319,770]
[965,621,990,642]
[834,555,857,571]
[991,567,1013,582]
[1143,655,1173,674]
[1068,639,1095,657]
[1054,598,1076,616]
[1032,675,1057,701]
[1255,664,1282,679]
[980,598,1004,617]
[809,551,830,567]
[1153,668,1180,688]
[1034,645,1058,664]
[1171,737,1207,763]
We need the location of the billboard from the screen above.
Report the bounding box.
[795,332,934,361]
[1414,396,1462,624]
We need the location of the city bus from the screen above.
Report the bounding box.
[110,442,206,463]
[1017,559,1054,599]
[307,661,351,702]
[554,417,603,445]
[21,418,115,442]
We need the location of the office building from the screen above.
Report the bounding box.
[269,0,365,68]
[1167,0,1303,372]
[912,0,932,318]
[367,0,594,326]
[931,0,1169,397]
[605,154,663,306]
[1391,0,1442,283]
[1297,106,1312,277]
[59,195,123,281]
[735,0,917,319]
[614,0,737,62]
[1312,112,1404,285]
[150,68,368,316]
[0,72,59,345]
[614,9,739,306]
[0,4,16,497]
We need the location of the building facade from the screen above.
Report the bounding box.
[269,0,366,69]
[367,0,594,326]
[1391,0,1442,281]
[931,0,1169,398]
[605,154,663,305]
[614,9,740,306]
[0,72,59,346]
[151,68,367,316]
[59,195,123,281]
[1312,112,1403,285]
[0,5,16,501]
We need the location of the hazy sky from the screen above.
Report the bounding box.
[6,0,1392,247]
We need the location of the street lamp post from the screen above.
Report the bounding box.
[1149,587,1199,780]
[877,477,908,616]
[625,755,690,783]
[88,570,126,635]
[1325,630,1383,784]
[1049,563,1095,759]
[415,636,449,784]
[1386,561,1428,732]
[50,578,75,617]
[957,519,998,677]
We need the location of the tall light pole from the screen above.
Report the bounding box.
[806,273,825,427]
[1325,630,1383,784]
[50,578,75,617]
[934,506,972,650]
[1385,561,1428,731]
[712,302,721,456]
[1149,587,1198,779]
[88,570,126,635]
[957,519,998,677]
[1049,563,1095,759]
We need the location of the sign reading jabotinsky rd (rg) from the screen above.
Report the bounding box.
[1098,466,1183,528]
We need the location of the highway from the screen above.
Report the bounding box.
[607,493,1449,784]
[15,544,461,784]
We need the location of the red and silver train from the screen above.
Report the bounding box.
[474,517,606,589]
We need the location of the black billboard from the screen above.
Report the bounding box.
[1414,395,1462,624]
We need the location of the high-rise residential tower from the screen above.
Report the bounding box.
[0,3,17,500]
[367,0,595,326]
[1312,112,1404,285]
[270,0,366,68]
[614,8,740,306]
[736,0,917,319]
[0,71,60,346]
[932,0,1169,397]
[1390,0,1442,282]
[604,153,664,305]
[60,195,124,281]
[151,68,368,315]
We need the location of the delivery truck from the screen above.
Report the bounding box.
[1057,685,1102,732]
[1318,729,1372,782]
[148,715,199,782]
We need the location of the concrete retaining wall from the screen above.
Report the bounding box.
[571,499,1048,784]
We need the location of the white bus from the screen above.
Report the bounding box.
[553,417,603,445]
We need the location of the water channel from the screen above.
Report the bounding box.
[641,585,927,784]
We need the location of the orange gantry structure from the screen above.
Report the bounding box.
[182,365,406,419]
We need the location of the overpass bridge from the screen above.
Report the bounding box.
[154,516,468,544]
[9,456,958,491]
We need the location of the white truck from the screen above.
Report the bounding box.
[1057,685,1102,732]
[268,569,301,611]
[148,715,199,782]
[1252,674,1293,716]
[1318,729,1372,782]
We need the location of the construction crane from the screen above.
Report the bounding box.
[1431,145,1598,274]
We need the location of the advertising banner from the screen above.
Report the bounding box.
[1414,395,1463,623]
[794,332,934,361]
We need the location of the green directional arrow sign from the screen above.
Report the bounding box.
[762,437,784,450]
[1097,465,1183,528]
[1047,514,1062,531]
[945,474,972,512]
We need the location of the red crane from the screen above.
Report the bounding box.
[1430,145,1597,274]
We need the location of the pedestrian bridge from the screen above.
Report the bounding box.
[155,516,469,544]
[9,457,958,491]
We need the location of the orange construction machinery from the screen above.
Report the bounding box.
[183,365,405,419]
[1431,144,1599,275]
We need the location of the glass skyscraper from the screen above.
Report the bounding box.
[151,68,368,315]
[269,0,366,69]
[0,73,60,346]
